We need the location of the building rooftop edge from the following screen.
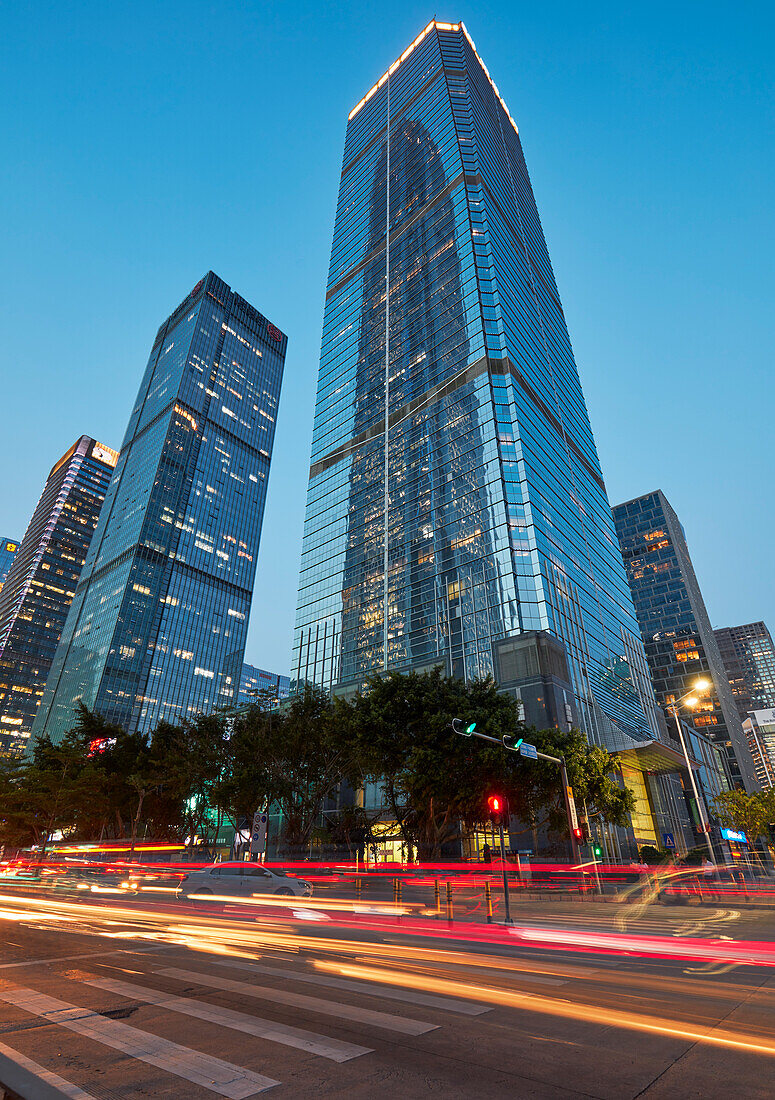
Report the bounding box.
[347,20,519,137]
[714,621,770,634]
[612,489,666,512]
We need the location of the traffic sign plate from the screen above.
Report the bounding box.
[519,742,538,759]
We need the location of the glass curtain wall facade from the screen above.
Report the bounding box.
[33,273,286,743]
[613,490,758,790]
[0,539,19,594]
[715,621,775,721]
[294,20,658,752]
[238,663,291,706]
[0,438,117,753]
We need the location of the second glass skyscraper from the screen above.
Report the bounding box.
[294,21,658,749]
[34,273,286,741]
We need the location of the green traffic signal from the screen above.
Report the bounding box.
[466,722,477,734]
[503,733,523,751]
[593,844,603,858]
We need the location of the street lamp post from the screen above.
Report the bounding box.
[669,680,717,867]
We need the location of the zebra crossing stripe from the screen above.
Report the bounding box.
[0,984,278,1097]
[0,1039,98,1100]
[86,976,373,1062]
[156,966,438,1035]
[214,957,490,1015]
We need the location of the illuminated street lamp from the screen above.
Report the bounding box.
[668,679,717,867]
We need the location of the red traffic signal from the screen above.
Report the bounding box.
[487,794,503,817]
[572,826,584,842]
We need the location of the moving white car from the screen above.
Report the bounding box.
[176,862,312,900]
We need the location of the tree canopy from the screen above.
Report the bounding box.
[711,789,775,864]
[343,668,632,858]
[0,670,641,861]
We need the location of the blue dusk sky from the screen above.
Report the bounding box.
[1,1,772,672]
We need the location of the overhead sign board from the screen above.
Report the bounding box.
[721,828,747,844]
[519,742,538,760]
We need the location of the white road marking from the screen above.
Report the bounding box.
[156,966,438,1035]
[0,984,278,1097]
[0,947,167,970]
[214,957,491,1015]
[86,976,373,1063]
[0,1039,98,1099]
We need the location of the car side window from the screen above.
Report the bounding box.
[245,868,271,878]
[211,866,242,876]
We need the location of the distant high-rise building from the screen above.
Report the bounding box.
[0,438,117,753]
[33,273,286,743]
[0,539,19,594]
[238,663,290,707]
[715,621,775,722]
[742,710,775,789]
[613,490,758,790]
[294,19,661,773]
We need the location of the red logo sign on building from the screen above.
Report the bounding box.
[267,323,282,342]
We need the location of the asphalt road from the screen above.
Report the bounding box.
[0,891,773,1098]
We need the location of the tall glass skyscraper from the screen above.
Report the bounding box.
[613,490,758,790]
[33,273,286,742]
[294,21,659,754]
[0,438,117,753]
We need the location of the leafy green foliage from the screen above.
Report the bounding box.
[516,728,635,837]
[214,686,362,852]
[639,844,672,865]
[711,789,775,863]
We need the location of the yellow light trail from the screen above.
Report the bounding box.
[314,960,775,1058]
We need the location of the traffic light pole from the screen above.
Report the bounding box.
[558,754,581,866]
[453,720,581,864]
[498,815,513,924]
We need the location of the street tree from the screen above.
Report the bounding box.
[218,687,362,854]
[344,669,527,859]
[712,790,775,866]
[514,727,634,850]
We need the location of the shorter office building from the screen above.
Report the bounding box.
[239,664,291,706]
[715,621,775,722]
[0,539,19,594]
[613,490,757,790]
[0,438,117,753]
[743,709,775,789]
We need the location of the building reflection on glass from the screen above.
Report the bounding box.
[337,117,501,685]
